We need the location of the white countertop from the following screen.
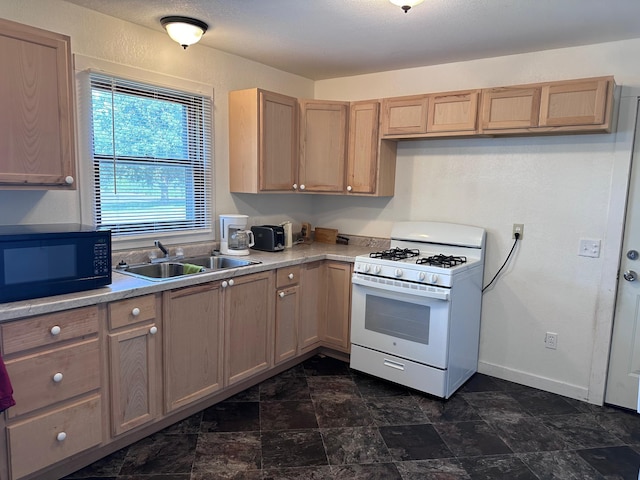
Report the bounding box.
[0,243,372,323]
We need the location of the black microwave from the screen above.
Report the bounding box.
[0,224,112,303]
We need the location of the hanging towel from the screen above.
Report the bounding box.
[0,353,15,412]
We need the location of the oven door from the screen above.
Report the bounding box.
[350,275,450,369]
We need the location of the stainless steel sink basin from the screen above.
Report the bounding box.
[181,256,259,269]
[116,256,259,281]
[119,262,204,281]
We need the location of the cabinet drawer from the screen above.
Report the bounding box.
[5,338,100,418]
[109,295,157,330]
[7,395,102,480]
[1,306,98,355]
[276,266,301,288]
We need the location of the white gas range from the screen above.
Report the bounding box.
[350,221,486,399]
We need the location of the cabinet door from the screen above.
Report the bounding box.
[229,88,297,193]
[108,322,160,436]
[260,91,298,191]
[427,90,479,134]
[299,100,348,193]
[347,101,379,195]
[224,272,275,385]
[480,87,541,131]
[0,18,76,188]
[164,283,223,413]
[322,262,352,352]
[299,262,324,352]
[539,78,611,128]
[275,286,299,364]
[381,95,429,135]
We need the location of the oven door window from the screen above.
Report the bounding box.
[365,296,430,345]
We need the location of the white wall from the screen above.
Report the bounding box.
[0,0,316,241]
[314,40,640,403]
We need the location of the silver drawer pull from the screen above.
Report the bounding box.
[52,372,63,383]
[56,432,67,442]
[383,359,405,371]
[50,325,61,336]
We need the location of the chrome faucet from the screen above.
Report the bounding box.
[154,240,169,258]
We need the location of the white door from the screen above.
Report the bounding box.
[606,98,640,409]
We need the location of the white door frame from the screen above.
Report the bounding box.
[589,86,640,405]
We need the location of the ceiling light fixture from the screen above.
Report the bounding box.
[389,0,425,13]
[160,16,208,49]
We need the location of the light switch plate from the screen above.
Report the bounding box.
[578,238,601,258]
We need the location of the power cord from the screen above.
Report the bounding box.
[482,232,520,293]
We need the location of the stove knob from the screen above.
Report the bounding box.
[374,265,381,274]
[418,272,426,281]
[429,274,439,283]
[394,268,403,278]
[363,264,371,273]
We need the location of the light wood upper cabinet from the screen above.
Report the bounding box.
[539,77,612,129]
[163,282,223,413]
[107,295,161,436]
[229,88,298,193]
[299,100,348,193]
[381,95,429,135]
[480,86,541,131]
[427,90,479,134]
[0,18,76,189]
[382,90,479,137]
[224,271,275,386]
[348,101,396,196]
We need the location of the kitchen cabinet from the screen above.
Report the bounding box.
[381,95,429,135]
[539,77,613,130]
[299,261,324,353]
[0,306,103,480]
[0,18,76,189]
[347,101,396,196]
[224,271,275,386]
[322,261,353,353]
[274,266,301,364]
[229,88,298,193]
[381,90,479,137]
[163,282,223,413]
[298,100,349,193]
[427,90,479,134]
[107,295,161,436]
[480,86,541,131]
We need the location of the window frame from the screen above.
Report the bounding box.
[75,56,215,250]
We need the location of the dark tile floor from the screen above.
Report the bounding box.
[64,355,640,479]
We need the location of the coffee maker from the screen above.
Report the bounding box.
[219,214,254,256]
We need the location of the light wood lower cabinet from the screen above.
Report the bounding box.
[322,261,353,352]
[274,266,301,365]
[224,271,275,386]
[299,261,324,353]
[0,306,103,480]
[107,295,161,436]
[164,282,223,413]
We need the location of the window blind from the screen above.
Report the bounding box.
[89,73,212,237]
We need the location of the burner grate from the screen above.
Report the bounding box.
[417,254,467,268]
[370,247,420,261]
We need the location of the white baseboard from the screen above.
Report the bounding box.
[478,360,590,403]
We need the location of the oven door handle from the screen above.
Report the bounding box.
[351,273,450,301]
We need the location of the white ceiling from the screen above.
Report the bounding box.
[63,0,640,80]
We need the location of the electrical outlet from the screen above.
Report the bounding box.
[513,223,524,239]
[545,332,558,350]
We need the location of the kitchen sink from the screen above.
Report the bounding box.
[120,262,203,281]
[116,256,259,281]
[181,255,259,269]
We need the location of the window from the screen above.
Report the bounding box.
[89,73,212,238]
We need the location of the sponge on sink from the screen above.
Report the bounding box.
[182,263,205,274]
